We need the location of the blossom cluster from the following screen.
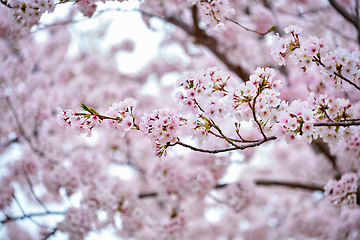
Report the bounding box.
[59,65,359,155]
[232,67,283,135]
[271,25,360,90]
[320,47,360,89]
[4,0,55,30]
[324,173,358,207]
[76,0,98,18]
[199,0,235,30]
[331,128,360,173]
[139,107,185,156]
[273,99,314,143]
[104,98,137,137]
[270,91,358,145]
[175,67,232,142]
[57,107,101,137]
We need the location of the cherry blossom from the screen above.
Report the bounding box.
[1,0,360,239]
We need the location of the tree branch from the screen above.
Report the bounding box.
[5,96,44,157]
[254,179,324,191]
[311,140,341,179]
[1,211,65,224]
[24,173,49,213]
[43,228,57,240]
[313,120,360,127]
[170,136,277,154]
[158,13,250,82]
[333,71,360,91]
[329,0,360,43]
[328,0,359,29]
[138,179,324,199]
[0,0,12,8]
[225,17,275,35]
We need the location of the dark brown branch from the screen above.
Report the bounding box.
[139,192,158,198]
[329,0,359,29]
[160,14,250,82]
[192,5,201,37]
[1,136,19,148]
[138,179,325,199]
[254,179,324,191]
[171,141,239,154]
[208,118,239,148]
[311,140,341,179]
[43,228,57,240]
[314,120,360,127]
[170,136,276,154]
[333,71,360,91]
[0,0,12,8]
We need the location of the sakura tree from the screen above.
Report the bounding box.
[1,0,360,239]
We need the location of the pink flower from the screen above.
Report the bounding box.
[284,25,303,35]
[122,116,133,132]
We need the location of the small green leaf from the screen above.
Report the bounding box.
[189,81,194,89]
[213,125,220,131]
[80,103,99,115]
[88,107,99,115]
[80,103,91,113]
[267,26,275,33]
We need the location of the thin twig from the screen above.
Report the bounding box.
[6,96,44,157]
[313,56,360,91]
[250,92,268,139]
[208,118,239,148]
[12,196,48,228]
[225,17,274,35]
[43,228,57,240]
[1,211,65,224]
[24,173,49,213]
[170,136,276,154]
[321,106,334,122]
[333,72,360,91]
[0,0,12,8]
[209,130,260,143]
[170,141,239,154]
[329,0,358,30]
